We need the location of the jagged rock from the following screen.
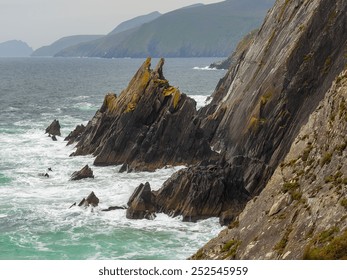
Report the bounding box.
[69,58,214,171]
[70,165,94,181]
[126,182,156,220]
[51,135,57,141]
[45,119,61,136]
[155,159,250,223]
[78,192,99,207]
[209,29,257,70]
[64,124,86,145]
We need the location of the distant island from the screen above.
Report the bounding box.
[0,40,33,57]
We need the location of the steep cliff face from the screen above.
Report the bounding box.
[70,58,213,171]
[200,0,347,195]
[193,69,347,260]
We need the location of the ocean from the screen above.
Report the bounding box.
[0,57,226,260]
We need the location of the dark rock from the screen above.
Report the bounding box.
[51,135,57,141]
[69,202,76,209]
[155,160,250,223]
[126,182,156,220]
[70,58,215,171]
[45,119,61,136]
[64,124,86,145]
[38,173,50,178]
[101,206,127,212]
[78,192,99,207]
[70,165,94,181]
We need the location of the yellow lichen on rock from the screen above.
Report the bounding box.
[173,90,181,109]
[163,86,181,109]
[104,93,118,113]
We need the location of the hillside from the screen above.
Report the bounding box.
[108,11,161,35]
[31,35,104,57]
[0,40,33,57]
[56,0,275,58]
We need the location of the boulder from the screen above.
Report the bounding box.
[126,182,156,220]
[70,165,94,181]
[45,119,61,136]
[64,124,86,145]
[78,191,99,207]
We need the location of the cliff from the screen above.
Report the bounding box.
[192,69,347,260]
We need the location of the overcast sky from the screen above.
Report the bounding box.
[0,0,223,50]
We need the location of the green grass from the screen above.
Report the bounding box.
[303,228,347,260]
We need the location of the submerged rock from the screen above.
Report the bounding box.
[45,119,61,136]
[70,165,94,181]
[78,191,99,207]
[126,182,156,220]
[69,58,214,171]
[102,206,127,212]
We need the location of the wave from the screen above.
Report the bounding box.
[189,95,212,110]
[193,66,218,71]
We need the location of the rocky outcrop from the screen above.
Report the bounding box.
[64,124,86,145]
[192,69,347,260]
[70,58,214,171]
[78,192,100,207]
[209,30,257,70]
[155,159,250,223]
[70,165,94,181]
[45,119,61,136]
[126,182,156,220]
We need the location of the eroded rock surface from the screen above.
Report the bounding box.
[78,191,100,207]
[126,182,156,220]
[192,69,347,260]
[155,159,250,223]
[70,58,214,171]
[70,165,94,181]
[45,119,61,136]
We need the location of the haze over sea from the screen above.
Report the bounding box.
[0,57,226,260]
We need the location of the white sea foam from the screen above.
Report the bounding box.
[189,95,212,110]
[193,66,218,71]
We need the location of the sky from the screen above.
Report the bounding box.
[0,0,223,50]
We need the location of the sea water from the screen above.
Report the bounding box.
[0,57,226,260]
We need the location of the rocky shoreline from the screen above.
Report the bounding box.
[46,0,347,260]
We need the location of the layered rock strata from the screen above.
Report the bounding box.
[70,58,214,171]
[192,69,347,260]
[169,0,347,222]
